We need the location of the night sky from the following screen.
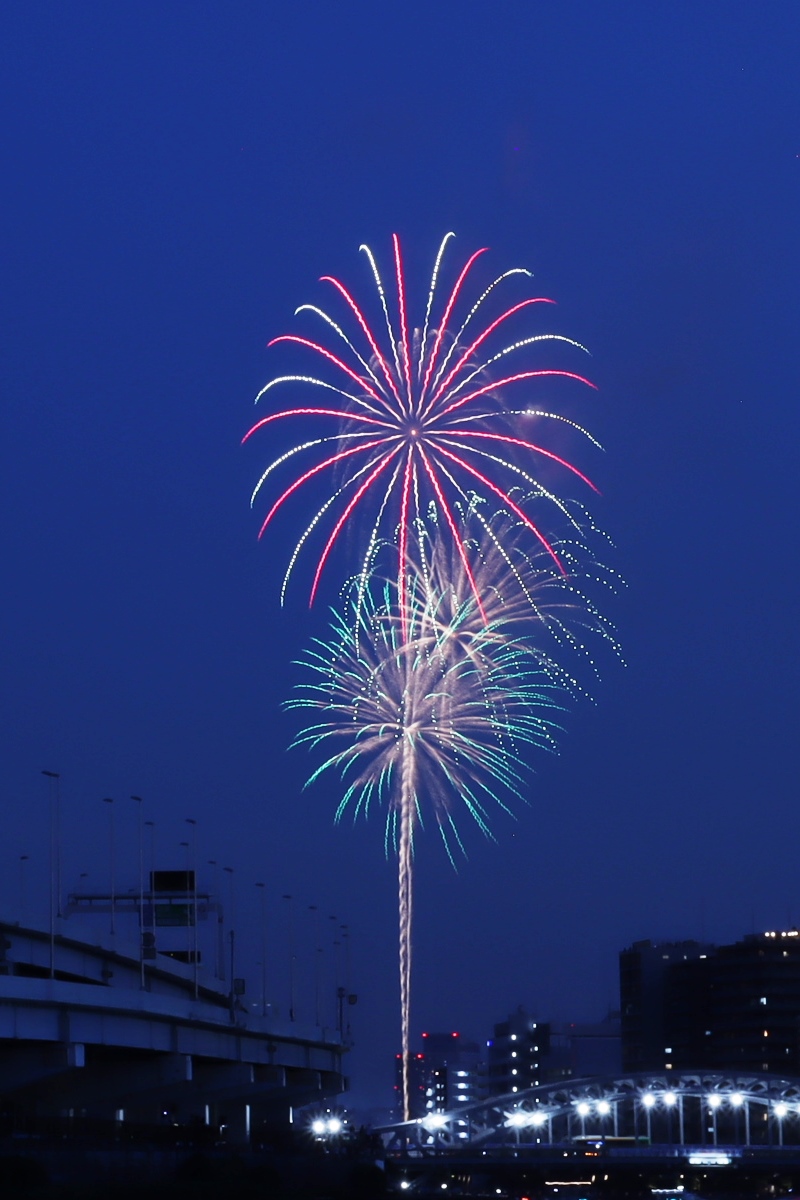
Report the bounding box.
[2,3,799,1113]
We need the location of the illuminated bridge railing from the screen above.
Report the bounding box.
[380,1071,800,1153]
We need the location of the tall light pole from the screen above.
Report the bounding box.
[340,923,352,1039]
[102,798,115,936]
[283,894,296,1021]
[42,770,61,977]
[256,882,267,1017]
[208,860,222,979]
[131,797,145,987]
[309,905,322,1026]
[42,770,62,916]
[19,855,29,927]
[144,820,155,949]
[223,866,235,1010]
[185,818,198,998]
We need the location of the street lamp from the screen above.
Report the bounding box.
[283,894,296,1021]
[41,770,62,918]
[131,797,145,987]
[256,882,267,1017]
[185,818,198,997]
[102,798,115,936]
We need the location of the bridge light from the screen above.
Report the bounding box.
[576,1102,590,1117]
[311,1119,327,1135]
[596,1101,611,1116]
[642,1093,655,1109]
[327,1117,343,1134]
[530,1111,547,1127]
[506,1111,527,1128]
[424,1113,448,1131]
[774,1102,788,1118]
[663,1092,677,1107]
[730,1092,744,1107]
[707,1094,721,1109]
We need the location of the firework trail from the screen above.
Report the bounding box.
[244,234,601,631]
[288,541,583,1118]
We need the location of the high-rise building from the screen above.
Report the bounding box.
[486,1007,621,1095]
[394,1032,481,1119]
[667,930,800,1073]
[486,1007,546,1095]
[619,938,713,1071]
[620,930,800,1074]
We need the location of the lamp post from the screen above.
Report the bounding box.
[256,882,267,1017]
[41,770,62,916]
[185,818,198,998]
[283,894,296,1021]
[208,860,222,979]
[19,855,29,927]
[131,797,145,987]
[309,905,321,1026]
[42,770,60,977]
[102,798,115,936]
[223,866,235,1010]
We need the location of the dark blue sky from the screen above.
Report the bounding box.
[2,3,799,1111]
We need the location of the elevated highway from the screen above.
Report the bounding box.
[0,919,346,1140]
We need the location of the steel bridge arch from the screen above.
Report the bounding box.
[380,1070,800,1152]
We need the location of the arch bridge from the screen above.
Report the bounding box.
[381,1071,800,1153]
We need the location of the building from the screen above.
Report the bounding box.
[619,938,713,1071]
[485,1007,546,1096]
[394,1032,481,1119]
[667,930,800,1073]
[486,1007,621,1096]
[621,930,800,1075]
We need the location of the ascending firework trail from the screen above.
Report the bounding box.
[247,236,613,1120]
[287,557,572,1120]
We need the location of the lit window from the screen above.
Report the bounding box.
[511,1052,517,1058]
[760,997,767,1005]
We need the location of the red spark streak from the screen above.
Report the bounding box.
[320,276,403,408]
[393,234,412,405]
[426,298,555,413]
[436,370,597,421]
[432,443,566,574]
[418,448,488,624]
[398,451,413,639]
[420,248,488,404]
[257,436,395,539]
[269,335,384,405]
[310,448,402,606]
[242,407,389,444]
[443,429,600,493]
